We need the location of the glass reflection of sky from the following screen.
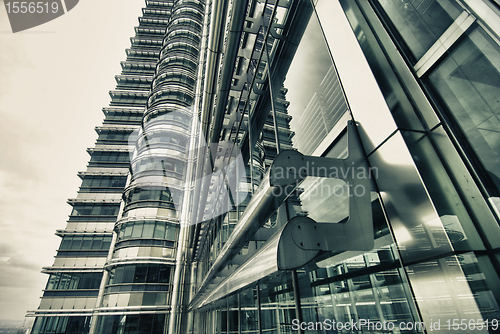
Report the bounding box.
[299,177,349,223]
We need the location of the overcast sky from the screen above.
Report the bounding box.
[0,0,144,322]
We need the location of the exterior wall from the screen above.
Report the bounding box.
[93,1,205,333]
[190,0,500,334]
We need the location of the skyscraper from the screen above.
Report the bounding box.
[29,0,500,333]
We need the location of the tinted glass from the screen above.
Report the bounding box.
[427,25,500,195]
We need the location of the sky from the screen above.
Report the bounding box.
[0,0,144,323]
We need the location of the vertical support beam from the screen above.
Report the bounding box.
[291,270,304,334]
[257,282,262,334]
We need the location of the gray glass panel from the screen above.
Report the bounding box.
[284,11,348,156]
[402,130,484,252]
[427,25,500,196]
[259,271,296,334]
[228,294,238,334]
[315,0,399,153]
[405,253,497,330]
[430,125,500,248]
[239,285,258,333]
[340,0,426,131]
[143,221,155,238]
[377,0,462,61]
[368,131,455,262]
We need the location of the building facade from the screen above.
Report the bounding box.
[29,0,500,333]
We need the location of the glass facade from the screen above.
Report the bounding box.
[29,0,500,333]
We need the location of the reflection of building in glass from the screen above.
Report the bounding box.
[28,0,500,333]
[293,67,348,155]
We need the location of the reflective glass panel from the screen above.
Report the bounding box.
[239,285,258,334]
[405,252,500,329]
[284,11,348,156]
[340,0,426,130]
[377,0,463,61]
[259,271,296,334]
[402,130,484,252]
[427,25,500,196]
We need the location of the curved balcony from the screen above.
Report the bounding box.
[156,55,198,75]
[152,71,196,90]
[146,89,194,110]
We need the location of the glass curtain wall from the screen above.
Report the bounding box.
[191,0,420,333]
[191,0,500,333]
[338,0,500,331]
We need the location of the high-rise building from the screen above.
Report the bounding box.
[28,0,500,333]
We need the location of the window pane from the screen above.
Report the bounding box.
[100,177,111,187]
[143,221,155,238]
[46,274,60,290]
[134,265,148,283]
[158,266,170,284]
[427,26,500,195]
[154,222,166,239]
[91,273,103,289]
[91,237,103,250]
[79,274,93,289]
[165,223,177,241]
[60,238,72,250]
[122,266,135,283]
[132,222,144,238]
[124,224,133,238]
[91,206,102,215]
[239,285,258,332]
[81,177,93,187]
[378,0,462,60]
[102,237,111,250]
[114,267,125,285]
[81,237,92,250]
[59,274,71,290]
[284,9,348,155]
[146,264,159,283]
[69,274,81,289]
[70,237,82,250]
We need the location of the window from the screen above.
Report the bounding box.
[70,204,120,217]
[32,316,91,334]
[108,264,171,285]
[105,111,143,123]
[45,272,102,290]
[95,314,166,334]
[89,151,130,165]
[116,220,179,241]
[59,236,112,251]
[376,0,463,62]
[97,131,133,142]
[426,24,500,195]
[124,187,180,204]
[80,175,127,192]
